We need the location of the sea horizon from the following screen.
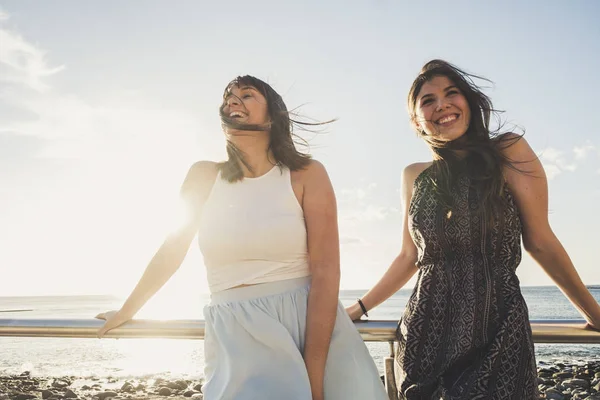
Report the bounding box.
[2,284,600,300]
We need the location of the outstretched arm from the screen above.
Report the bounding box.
[503,137,600,330]
[346,163,426,320]
[97,161,217,336]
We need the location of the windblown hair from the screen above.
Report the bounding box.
[218,75,330,182]
[407,60,523,223]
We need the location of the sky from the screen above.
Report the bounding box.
[1,0,599,299]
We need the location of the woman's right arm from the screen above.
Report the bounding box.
[97,161,217,337]
[346,163,426,320]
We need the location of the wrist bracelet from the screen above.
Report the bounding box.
[357,298,369,317]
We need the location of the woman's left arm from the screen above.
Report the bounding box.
[503,136,600,330]
[301,160,340,400]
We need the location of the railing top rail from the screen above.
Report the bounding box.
[1,319,599,344]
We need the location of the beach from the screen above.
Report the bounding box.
[2,361,600,399]
[0,373,204,399]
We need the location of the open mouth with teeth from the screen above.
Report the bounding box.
[229,111,247,119]
[435,113,460,126]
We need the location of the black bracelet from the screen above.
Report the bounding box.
[357,298,369,317]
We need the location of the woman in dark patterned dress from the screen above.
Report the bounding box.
[346,60,600,399]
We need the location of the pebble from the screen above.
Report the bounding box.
[0,360,597,400]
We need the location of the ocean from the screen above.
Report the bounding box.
[1,287,599,379]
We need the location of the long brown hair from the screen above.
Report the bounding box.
[218,76,330,182]
[407,60,523,222]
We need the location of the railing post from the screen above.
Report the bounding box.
[384,340,399,400]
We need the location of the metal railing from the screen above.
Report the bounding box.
[1,319,599,400]
[1,318,600,342]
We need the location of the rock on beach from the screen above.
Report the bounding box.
[1,361,600,399]
[0,373,204,400]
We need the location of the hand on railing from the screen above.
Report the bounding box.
[95,310,132,338]
[584,322,600,332]
[345,303,364,321]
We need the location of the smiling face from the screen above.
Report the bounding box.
[413,75,471,142]
[221,84,270,135]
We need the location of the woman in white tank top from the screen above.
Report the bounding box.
[96,76,387,400]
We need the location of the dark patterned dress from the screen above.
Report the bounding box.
[395,165,538,399]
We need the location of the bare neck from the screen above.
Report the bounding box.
[230,134,276,178]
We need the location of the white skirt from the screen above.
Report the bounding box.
[202,276,388,400]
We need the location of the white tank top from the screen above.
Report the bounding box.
[197,165,310,293]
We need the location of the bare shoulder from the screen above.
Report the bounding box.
[181,161,219,194]
[495,133,534,160]
[494,134,544,181]
[291,159,329,183]
[188,160,219,178]
[403,161,433,183]
[399,162,432,205]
